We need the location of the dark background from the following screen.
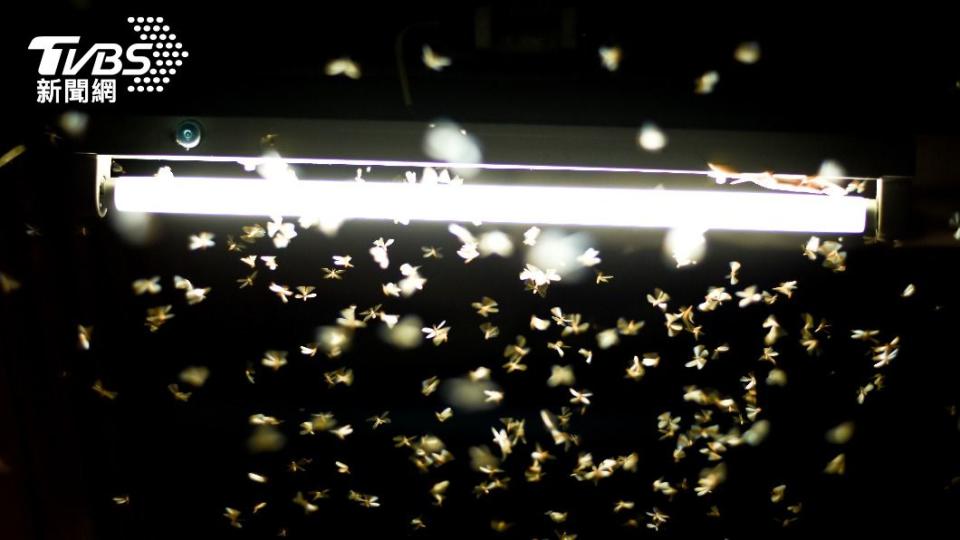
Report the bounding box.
[1,3,959,540]
[2,3,960,132]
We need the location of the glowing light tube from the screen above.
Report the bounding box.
[113,177,868,233]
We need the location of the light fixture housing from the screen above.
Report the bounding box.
[84,116,914,237]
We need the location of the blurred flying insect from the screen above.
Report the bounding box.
[368,411,391,429]
[321,267,345,280]
[598,46,622,71]
[308,489,330,501]
[773,281,797,298]
[92,379,117,400]
[695,70,719,94]
[0,272,21,294]
[184,285,210,306]
[237,271,257,289]
[472,297,499,317]
[247,472,268,483]
[617,318,644,335]
[188,232,214,250]
[726,261,741,285]
[545,510,568,523]
[480,322,500,340]
[546,340,569,358]
[423,321,450,345]
[223,507,242,528]
[259,256,278,270]
[803,236,820,260]
[646,507,670,531]
[523,226,541,246]
[132,276,161,295]
[261,350,288,371]
[225,235,244,252]
[294,286,316,301]
[457,242,480,263]
[323,367,354,387]
[348,490,380,508]
[484,390,505,404]
[422,44,452,71]
[824,453,846,475]
[331,425,354,440]
[759,347,779,365]
[422,376,440,396]
[520,264,561,296]
[77,325,93,350]
[421,246,442,259]
[531,316,551,331]
[851,329,880,342]
[626,357,646,380]
[292,491,318,514]
[370,237,394,269]
[431,480,450,506]
[269,282,293,303]
[647,288,670,311]
[492,428,512,458]
[325,58,361,79]
[249,414,281,426]
[145,305,174,331]
[548,364,575,387]
[569,388,592,408]
[241,224,266,242]
[333,255,354,268]
[577,248,601,267]
[382,282,401,297]
[734,41,761,64]
[0,144,26,169]
[736,286,762,307]
[763,315,786,346]
[167,384,192,402]
[337,305,367,329]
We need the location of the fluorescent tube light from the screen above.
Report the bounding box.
[112,176,869,233]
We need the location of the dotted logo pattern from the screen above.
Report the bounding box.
[124,16,188,93]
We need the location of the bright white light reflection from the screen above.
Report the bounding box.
[114,177,868,233]
[441,378,501,412]
[527,230,592,282]
[423,121,482,177]
[638,122,668,152]
[109,208,155,245]
[664,227,707,267]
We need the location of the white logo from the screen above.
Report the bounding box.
[29,16,189,103]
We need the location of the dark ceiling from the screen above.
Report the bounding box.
[3,3,960,134]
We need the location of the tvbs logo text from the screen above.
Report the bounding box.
[29,16,188,104]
